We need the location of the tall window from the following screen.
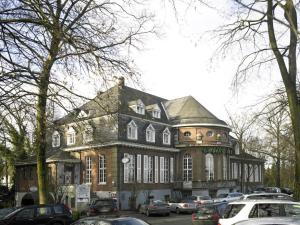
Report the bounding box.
[164,157,169,183]
[98,155,106,184]
[205,154,214,181]
[183,154,192,181]
[67,127,76,145]
[146,124,155,143]
[83,125,93,143]
[152,109,161,118]
[52,131,60,147]
[163,128,171,145]
[124,154,135,183]
[143,155,154,183]
[127,120,137,140]
[85,157,92,184]
[223,155,227,180]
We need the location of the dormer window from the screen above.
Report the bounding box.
[78,110,88,118]
[163,128,171,145]
[67,127,76,145]
[152,109,161,118]
[52,131,60,147]
[129,99,145,115]
[127,120,137,140]
[136,100,145,115]
[146,124,155,143]
[83,125,93,143]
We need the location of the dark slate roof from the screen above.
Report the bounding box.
[163,96,228,126]
[15,150,80,166]
[231,152,265,162]
[55,84,169,124]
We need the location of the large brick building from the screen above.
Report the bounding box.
[15,78,264,210]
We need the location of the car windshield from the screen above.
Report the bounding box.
[153,200,167,205]
[217,194,228,198]
[94,200,113,206]
[0,208,17,219]
[223,204,245,218]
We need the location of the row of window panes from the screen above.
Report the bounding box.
[127,121,171,145]
[231,162,262,182]
[124,153,174,184]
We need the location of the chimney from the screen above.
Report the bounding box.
[118,76,125,87]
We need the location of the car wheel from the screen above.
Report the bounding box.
[52,223,62,225]
[176,208,180,214]
[146,209,150,217]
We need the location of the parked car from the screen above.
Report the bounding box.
[241,192,294,201]
[0,207,18,219]
[214,192,243,203]
[0,203,73,225]
[253,187,266,193]
[189,195,214,205]
[71,217,150,225]
[139,200,170,217]
[265,186,281,193]
[87,198,119,217]
[218,199,300,225]
[232,217,300,225]
[192,202,228,225]
[281,187,293,196]
[169,199,197,214]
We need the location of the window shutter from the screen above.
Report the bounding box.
[137,154,141,183]
[160,157,164,183]
[155,156,158,183]
[170,157,174,183]
[124,153,129,183]
[144,155,148,183]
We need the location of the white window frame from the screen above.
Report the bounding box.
[163,128,171,145]
[85,156,92,184]
[98,155,106,184]
[52,131,60,147]
[124,153,135,183]
[155,156,158,183]
[164,157,169,183]
[127,120,137,140]
[137,154,142,183]
[205,153,214,181]
[67,127,76,146]
[183,153,192,181]
[160,157,164,183]
[83,125,93,143]
[146,124,155,143]
[223,155,227,180]
[152,109,161,118]
[136,100,145,115]
[143,155,148,183]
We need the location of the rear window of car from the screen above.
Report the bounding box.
[249,203,281,218]
[200,196,211,200]
[95,199,114,206]
[223,204,245,218]
[284,204,300,216]
[36,206,52,217]
[53,205,64,214]
[218,194,228,198]
[197,205,215,215]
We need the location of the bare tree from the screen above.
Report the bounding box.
[0,0,154,203]
[216,0,300,199]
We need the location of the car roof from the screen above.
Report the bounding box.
[244,192,290,197]
[228,199,299,204]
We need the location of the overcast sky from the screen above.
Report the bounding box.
[130,0,282,121]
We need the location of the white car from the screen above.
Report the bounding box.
[189,195,214,205]
[241,192,294,201]
[218,199,300,225]
[233,217,300,225]
[214,192,244,203]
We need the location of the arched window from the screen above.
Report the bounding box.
[127,120,137,140]
[163,128,171,145]
[52,131,60,147]
[146,124,155,142]
[83,125,93,143]
[67,127,76,146]
[205,154,214,181]
[184,131,191,137]
[136,100,145,115]
[183,154,192,181]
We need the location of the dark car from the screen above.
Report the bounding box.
[72,217,150,225]
[0,207,18,219]
[87,198,118,217]
[281,187,293,195]
[0,203,73,225]
[139,200,170,216]
[192,202,228,225]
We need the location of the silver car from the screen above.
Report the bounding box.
[139,200,170,217]
[233,217,300,225]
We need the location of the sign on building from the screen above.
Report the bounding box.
[76,184,90,203]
